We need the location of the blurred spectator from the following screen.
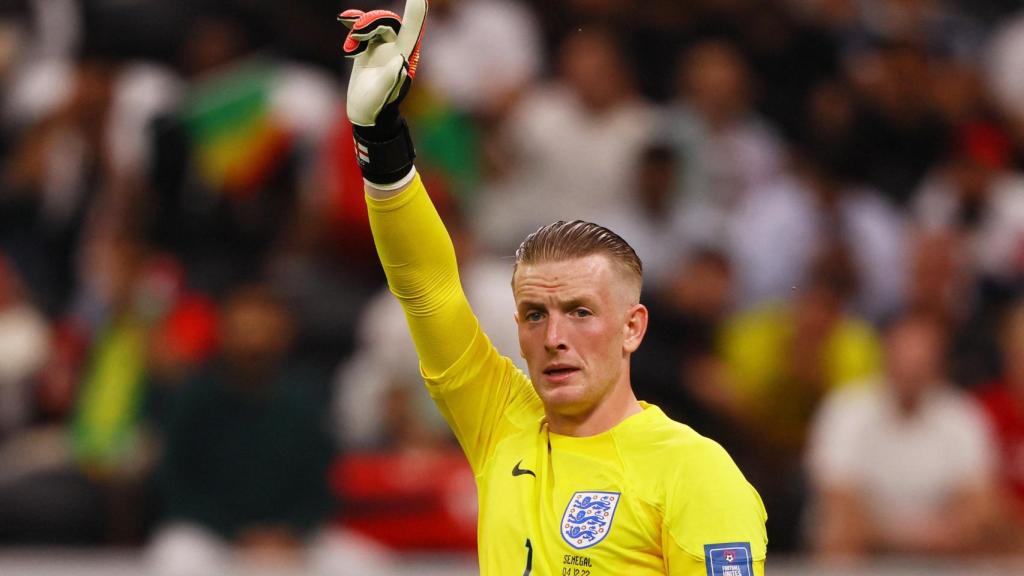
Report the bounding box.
[150,285,339,575]
[148,7,340,297]
[860,0,980,60]
[663,38,785,248]
[524,0,691,101]
[845,39,951,206]
[602,143,690,290]
[1,0,80,128]
[989,11,1024,146]
[266,109,385,369]
[911,122,1024,387]
[622,1,692,102]
[631,249,738,446]
[524,0,632,60]
[975,300,1024,551]
[797,0,980,64]
[141,258,220,435]
[807,311,997,559]
[929,58,988,127]
[2,56,111,313]
[717,253,882,550]
[472,27,653,251]
[914,122,1024,290]
[68,237,158,460]
[417,0,540,117]
[0,236,162,546]
[603,134,738,443]
[903,228,999,387]
[905,230,971,325]
[719,252,882,452]
[1,51,181,314]
[0,251,50,437]
[740,1,843,139]
[726,139,907,319]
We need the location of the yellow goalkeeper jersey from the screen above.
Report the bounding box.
[367,174,767,576]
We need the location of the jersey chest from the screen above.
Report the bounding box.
[476,429,665,576]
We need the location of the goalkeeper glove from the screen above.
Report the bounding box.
[339,0,427,185]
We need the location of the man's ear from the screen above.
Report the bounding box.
[623,303,648,354]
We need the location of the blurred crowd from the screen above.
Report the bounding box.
[4,0,1024,570]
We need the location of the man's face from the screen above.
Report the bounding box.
[220,295,293,383]
[513,254,646,421]
[885,318,943,400]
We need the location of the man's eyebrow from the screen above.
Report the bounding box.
[561,297,591,310]
[517,295,595,311]
[516,299,545,311]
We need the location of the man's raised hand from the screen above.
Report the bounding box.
[339,0,427,185]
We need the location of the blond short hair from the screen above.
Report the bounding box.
[513,220,643,291]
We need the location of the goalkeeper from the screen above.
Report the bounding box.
[341,1,767,574]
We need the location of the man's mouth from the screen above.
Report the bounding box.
[543,365,580,381]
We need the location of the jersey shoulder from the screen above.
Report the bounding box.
[614,403,722,463]
[614,405,768,561]
[614,405,742,501]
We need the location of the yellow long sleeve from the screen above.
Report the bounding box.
[365,175,481,377]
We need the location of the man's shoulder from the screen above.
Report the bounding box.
[623,408,767,557]
[930,386,993,435]
[617,406,741,481]
[820,379,883,411]
[813,380,886,436]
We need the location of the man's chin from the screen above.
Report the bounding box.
[536,384,590,415]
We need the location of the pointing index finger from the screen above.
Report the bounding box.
[395,0,427,60]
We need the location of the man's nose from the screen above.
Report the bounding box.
[544,314,568,352]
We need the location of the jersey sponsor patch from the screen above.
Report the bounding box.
[704,543,753,576]
[560,491,620,549]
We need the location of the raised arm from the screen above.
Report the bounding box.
[340,2,541,472]
[339,0,478,376]
[363,174,479,376]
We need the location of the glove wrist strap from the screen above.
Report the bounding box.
[353,119,416,185]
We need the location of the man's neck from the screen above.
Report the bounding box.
[546,385,644,437]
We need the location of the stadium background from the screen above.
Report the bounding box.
[2,0,1024,573]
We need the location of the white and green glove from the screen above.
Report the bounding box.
[339,0,427,185]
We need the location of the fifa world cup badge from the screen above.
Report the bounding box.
[704,543,753,576]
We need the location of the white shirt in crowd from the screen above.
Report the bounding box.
[473,86,654,252]
[807,381,996,543]
[914,171,1024,283]
[417,0,541,113]
[724,176,907,321]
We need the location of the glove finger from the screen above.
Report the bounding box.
[350,23,399,44]
[337,9,364,30]
[351,10,401,36]
[395,0,427,66]
[343,30,368,57]
[342,10,401,57]
[345,25,399,57]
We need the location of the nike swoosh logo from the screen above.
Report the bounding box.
[512,459,536,478]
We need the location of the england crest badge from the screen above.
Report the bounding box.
[560,491,620,549]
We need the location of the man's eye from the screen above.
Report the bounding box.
[573,308,592,318]
[525,311,544,322]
